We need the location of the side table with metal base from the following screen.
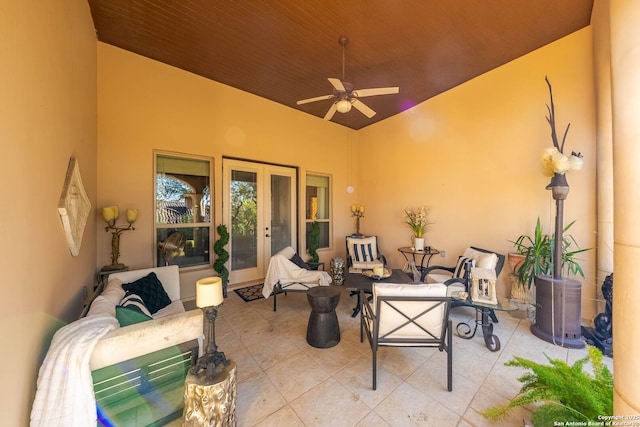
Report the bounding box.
[397,246,440,273]
[451,292,518,352]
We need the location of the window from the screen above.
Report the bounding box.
[155,153,212,268]
[306,174,331,250]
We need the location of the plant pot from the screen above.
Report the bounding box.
[507,252,525,274]
[413,237,425,251]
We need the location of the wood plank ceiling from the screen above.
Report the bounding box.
[87,0,593,130]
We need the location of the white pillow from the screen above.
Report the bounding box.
[463,248,498,270]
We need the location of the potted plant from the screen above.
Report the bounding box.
[307,196,320,267]
[213,224,230,297]
[509,218,589,309]
[404,206,432,251]
[481,345,612,426]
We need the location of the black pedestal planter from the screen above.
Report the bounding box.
[531,275,584,348]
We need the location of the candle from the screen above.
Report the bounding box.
[126,208,138,223]
[351,204,356,213]
[196,277,224,308]
[359,205,364,213]
[102,206,118,221]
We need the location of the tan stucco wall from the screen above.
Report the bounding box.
[0,0,97,424]
[358,28,597,318]
[97,42,362,297]
[97,28,597,317]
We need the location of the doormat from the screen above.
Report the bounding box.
[234,284,264,302]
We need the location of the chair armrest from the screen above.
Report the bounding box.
[90,309,203,370]
[420,265,455,282]
[444,277,467,287]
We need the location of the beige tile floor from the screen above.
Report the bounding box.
[186,285,613,427]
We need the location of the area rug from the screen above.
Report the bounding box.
[234,284,264,302]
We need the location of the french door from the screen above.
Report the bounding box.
[222,159,297,284]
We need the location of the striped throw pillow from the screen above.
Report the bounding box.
[119,292,152,317]
[453,257,475,279]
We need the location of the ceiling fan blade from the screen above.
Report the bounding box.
[352,87,399,98]
[323,102,337,120]
[352,99,376,118]
[328,78,346,92]
[296,94,334,105]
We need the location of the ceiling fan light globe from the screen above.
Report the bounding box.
[336,99,352,113]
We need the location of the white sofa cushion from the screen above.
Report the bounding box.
[153,300,186,318]
[372,282,447,341]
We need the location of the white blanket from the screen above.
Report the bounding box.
[262,254,332,298]
[31,315,119,427]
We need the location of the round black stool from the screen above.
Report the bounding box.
[306,286,341,348]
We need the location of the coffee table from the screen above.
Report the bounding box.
[451,291,518,351]
[344,269,412,317]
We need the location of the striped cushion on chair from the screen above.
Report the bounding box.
[453,256,475,279]
[347,236,383,269]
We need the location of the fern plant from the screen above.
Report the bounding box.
[482,345,612,426]
[213,224,230,297]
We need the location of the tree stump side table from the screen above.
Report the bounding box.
[183,360,237,426]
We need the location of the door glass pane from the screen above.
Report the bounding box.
[231,170,257,270]
[270,174,292,254]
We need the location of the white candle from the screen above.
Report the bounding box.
[196,277,224,308]
[126,208,138,223]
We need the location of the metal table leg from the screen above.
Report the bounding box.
[456,307,501,351]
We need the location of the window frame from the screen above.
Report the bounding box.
[154,150,214,270]
[305,172,332,253]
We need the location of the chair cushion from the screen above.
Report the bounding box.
[453,256,475,278]
[463,247,498,270]
[122,272,172,314]
[373,283,448,341]
[347,236,380,268]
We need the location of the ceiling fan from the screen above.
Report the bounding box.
[296,37,399,121]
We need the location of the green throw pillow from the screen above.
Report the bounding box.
[115,305,152,326]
